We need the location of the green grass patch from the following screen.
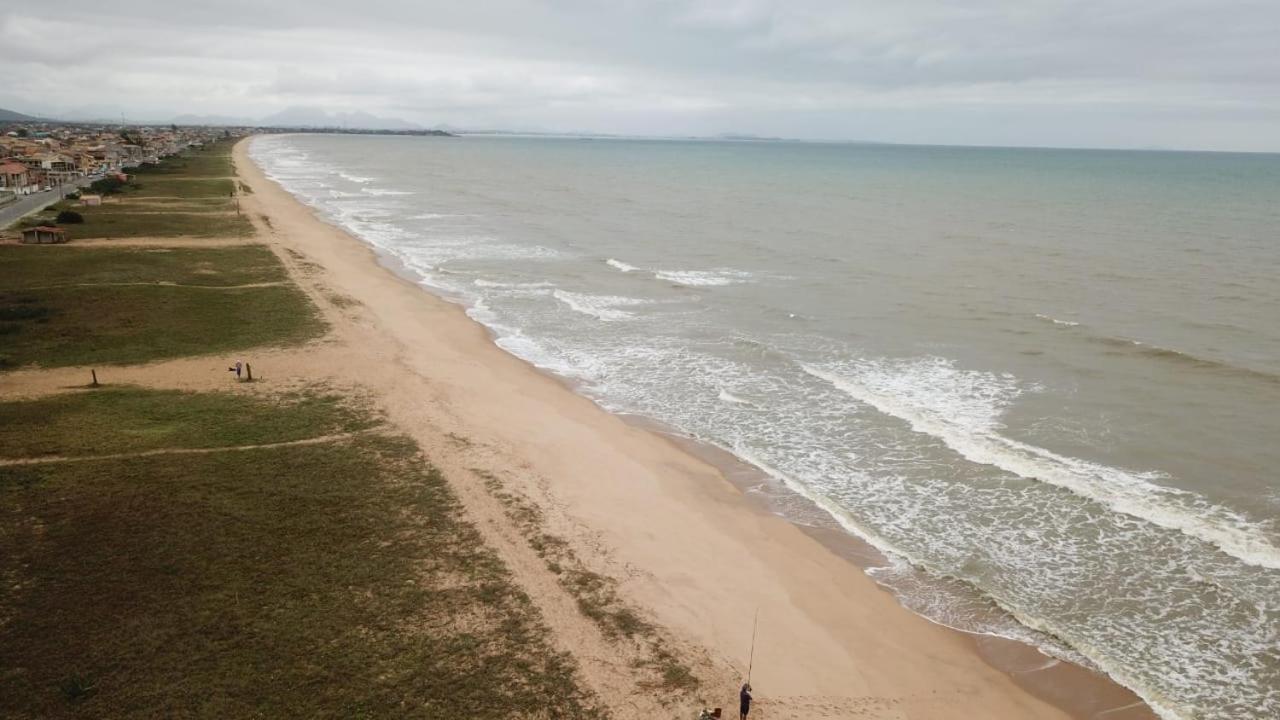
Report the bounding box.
[59,209,251,239]
[0,245,286,290]
[67,200,235,214]
[0,283,324,369]
[129,177,237,199]
[0,387,375,459]
[0,391,597,718]
[131,148,233,179]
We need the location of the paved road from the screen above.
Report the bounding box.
[0,178,94,230]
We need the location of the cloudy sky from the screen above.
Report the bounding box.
[3,1,1277,151]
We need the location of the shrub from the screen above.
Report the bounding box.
[89,177,127,195]
[55,210,84,224]
[65,191,81,200]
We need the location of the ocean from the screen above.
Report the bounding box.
[250,134,1280,719]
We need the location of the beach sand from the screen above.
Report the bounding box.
[222,138,1153,720]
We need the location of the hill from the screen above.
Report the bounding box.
[0,107,43,123]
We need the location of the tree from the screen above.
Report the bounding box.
[89,176,127,194]
[55,210,84,224]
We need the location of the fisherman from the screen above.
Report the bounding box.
[739,683,752,720]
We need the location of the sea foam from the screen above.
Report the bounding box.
[801,358,1280,570]
[553,290,650,321]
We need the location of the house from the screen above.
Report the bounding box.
[0,161,33,194]
[18,153,79,184]
[79,194,103,206]
[21,226,69,244]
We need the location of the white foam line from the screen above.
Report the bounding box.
[552,289,646,321]
[735,428,1188,720]
[801,364,1280,571]
[1035,313,1081,327]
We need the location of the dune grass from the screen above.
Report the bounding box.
[0,389,598,719]
[475,468,700,696]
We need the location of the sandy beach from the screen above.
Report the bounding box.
[220,137,1156,720]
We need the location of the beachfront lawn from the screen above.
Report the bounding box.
[0,284,324,369]
[131,147,234,178]
[57,207,252,239]
[129,176,238,199]
[0,389,597,718]
[0,243,323,369]
[65,199,236,213]
[0,387,376,459]
[0,245,287,289]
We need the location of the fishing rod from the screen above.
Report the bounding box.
[747,607,759,683]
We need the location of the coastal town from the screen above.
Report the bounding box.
[0,122,235,200]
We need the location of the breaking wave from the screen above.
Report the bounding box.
[801,358,1280,570]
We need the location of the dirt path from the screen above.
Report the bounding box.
[0,431,367,466]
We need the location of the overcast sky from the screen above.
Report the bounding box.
[3,1,1277,151]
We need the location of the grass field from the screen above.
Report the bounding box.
[0,284,324,369]
[0,387,374,459]
[0,245,286,289]
[128,176,238,199]
[128,146,234,178]
[0,139,603,718]
[0,243,323,369]
[58,210,252,240]
[0,389,597,719]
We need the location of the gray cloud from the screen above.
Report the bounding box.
[2,1,1277,150]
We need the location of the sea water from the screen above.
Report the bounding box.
[251,134,1280,719]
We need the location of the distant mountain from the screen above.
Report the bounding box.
[0,107,44,122]
[257,107,422,131]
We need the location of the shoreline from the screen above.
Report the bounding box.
[236,136,1155,720]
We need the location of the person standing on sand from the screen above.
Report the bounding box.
[739,683,752,720]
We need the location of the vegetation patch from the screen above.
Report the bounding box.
[475,468,700,696]
[0,245,286,290]
[0,387,376,459]
[0,284,324,369]
[0,390,598,718]
[57,209,252,239]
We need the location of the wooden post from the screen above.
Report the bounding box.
[90,369,99,387]
[245,363,252,382]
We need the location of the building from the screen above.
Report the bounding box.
[21,226,69,244]
[18,153,78,184]
[0,161,33,194]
